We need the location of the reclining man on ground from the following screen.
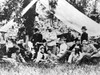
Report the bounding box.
[76,40,98,64]
[5,38,35,64]
[91,43,100,58]
[3,38,27,66]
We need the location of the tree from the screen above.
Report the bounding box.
[66,0,100,23]
[0,0,23,21]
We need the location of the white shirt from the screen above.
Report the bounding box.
[45,32,57,46]
[28,41,33,51]
[57,42,68,57]
[35,51,43,63]
[6,41,14,48]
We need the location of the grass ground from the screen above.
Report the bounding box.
[0,62,100,75]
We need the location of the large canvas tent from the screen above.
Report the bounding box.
[0,0,100,36]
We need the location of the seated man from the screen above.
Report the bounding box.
[31,28,43,46]
[76,40,97,63]
[68,38,82,63]
[63,28,75,47]
[17,40,32,63]
[31,28,43,59]
[57,37,69,62]
[34,45,48,63]
[45,28,57,55]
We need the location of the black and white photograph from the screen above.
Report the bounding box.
[0,0,100,75]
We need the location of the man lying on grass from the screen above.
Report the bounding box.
[76,40,98,63]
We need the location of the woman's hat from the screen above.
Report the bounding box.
[81,26,87,30]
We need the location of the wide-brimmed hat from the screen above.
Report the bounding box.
[81,26,87,30]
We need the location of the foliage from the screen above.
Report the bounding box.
[0,0,23,21]
[0,0,38,38]
[66,0,100,23]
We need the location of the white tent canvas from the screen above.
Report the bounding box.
[40,0,100,36]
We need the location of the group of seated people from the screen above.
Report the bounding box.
[3,26,100,65]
